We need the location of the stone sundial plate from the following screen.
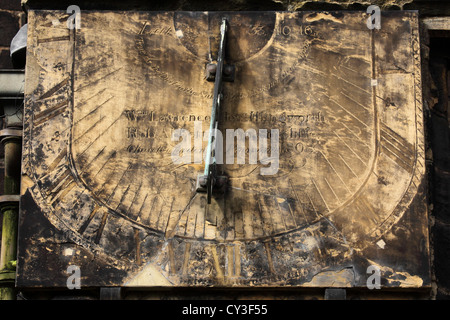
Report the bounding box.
[17,10,430,289]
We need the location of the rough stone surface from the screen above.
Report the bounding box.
[17,10,430,291]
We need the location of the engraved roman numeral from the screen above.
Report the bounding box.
[165,240,192,276]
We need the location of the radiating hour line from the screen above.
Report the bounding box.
[74,95,113,124]
[92,150,116,178]
[74,67,123,93]
[77,113,122,158]
[137,192,149,222]
[324,177,341,204]
[305,191,321,220]
[332,72,372,96]
[311,177,331,213]
[334,131,367,167]
[74,88,107,110]
[115,184,131,211]
[106,164,132,202]
[330,98,369,128]
[340,90,370,111]
[73,115,106,143]
[78,146,106,175]
[288,179,309,224]
[319,151,351,193]
[338,153,361,182]
[340,121,371,149]
[275,196,289,232]
[127,181,143,216]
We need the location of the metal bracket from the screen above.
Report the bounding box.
[205,63,235,82]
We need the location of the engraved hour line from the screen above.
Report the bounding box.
[380,128,413,159]
[338,153,362,182]
[77,146,106,175]
[43,166,70,195]
[334,131,367,167]
[324,176,341,204]
[115,183,131,211]
[47,148,68,173]
[329,98,369,129]
[340,64,370,79]
[332,71,372,96]
[319,151,352,193]
[257,197,274,235]
[147,180,164,225]
[305,190,322,221]
[165,193,197,239]
[340,90,370,112]
[286,199,299,228]
[136,192,149,223]
[340,121,371,149]
[156,197,175,232]
[74,88,108,110]
[288,179,310,224]
[105,164,132,203]
[74,67,123,93]
[73,115,106,143]
[311,177,331,213]
[77,113,122,158]
[126,181,143,220]
[92,150,117,179]
[56,92,113,137]
[195,199,206,239]
[182,204,193,237]
[300,62,372,96]
[275,193,297,229]
[73,95,114,125]
[353,196,379,224]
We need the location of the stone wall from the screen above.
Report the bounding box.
[0,0,26,68]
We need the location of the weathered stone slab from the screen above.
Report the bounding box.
[17,10,429,289]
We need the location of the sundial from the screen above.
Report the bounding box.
[17,10,430,289]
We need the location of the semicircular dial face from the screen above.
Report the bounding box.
[20,10,427,288]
